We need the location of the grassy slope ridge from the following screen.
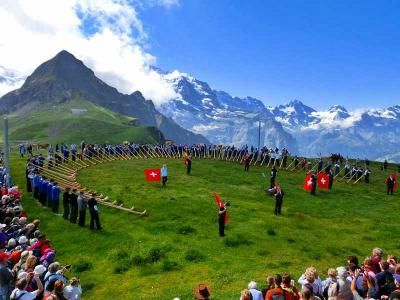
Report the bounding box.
[0,98,162,144]
[12,152,400,299]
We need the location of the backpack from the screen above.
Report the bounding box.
[10,291,26,300]
[379,273,395,296]
[272,289,286,300]
[323,280,339,300]
[282,287,296,300]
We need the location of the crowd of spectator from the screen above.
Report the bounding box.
[0,183,82,299]
[188,247,400,300]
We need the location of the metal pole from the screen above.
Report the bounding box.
[258,119,261,150]
[3,117,10,184]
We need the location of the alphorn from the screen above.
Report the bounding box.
[353,174,364,184]
[346,172,357,184]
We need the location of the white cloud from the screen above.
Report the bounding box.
[0,0,178,105]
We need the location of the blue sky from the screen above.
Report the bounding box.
[138,0,400,110]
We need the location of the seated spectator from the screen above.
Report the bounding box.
[389,279,400,300]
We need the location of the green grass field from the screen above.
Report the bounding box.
[0,98,162,144]
[11,153,400,299]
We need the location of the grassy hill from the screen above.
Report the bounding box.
[0,98,163,144]
[11,151,400,299]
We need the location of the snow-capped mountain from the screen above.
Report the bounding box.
[158,70,298,151]
[156,69,400,161]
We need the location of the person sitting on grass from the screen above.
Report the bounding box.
[193,284,211,300]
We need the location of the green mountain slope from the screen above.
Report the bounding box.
[0,98,164,144]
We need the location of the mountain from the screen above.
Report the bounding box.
[0,50,208,145]
[0,98,164,144]
[159,70,298,151]
[155,69,400,161]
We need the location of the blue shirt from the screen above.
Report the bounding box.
[161,167,168,177]
[52,186,60,202]
[40,181,48,194]
[47,183,54,200]
[33,175,41,187]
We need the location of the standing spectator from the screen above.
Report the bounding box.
[194,284,211,300]
[248,281,263,300]
[266,275,290,300]
[298,267,323,297]
[282,273,300,300]
[10,273,43,300]
[376,261,395,298]
[88,193,101,230]
[77,192,87,227]
[241,289,253,300]
[0,252,13,300]
[63,277,82,300]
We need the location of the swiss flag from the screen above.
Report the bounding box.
[303,174,313,191]
[318,173,330,189]
[213,192,228,224]
[391,172,398,190]
[144,169,161,181]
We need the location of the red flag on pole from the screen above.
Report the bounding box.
[144,169,161,181]
[213,192,228,224]
[303,174,313,191]
[318,173,330,189]
[391,172,398,190]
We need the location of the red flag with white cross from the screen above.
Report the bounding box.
[318,173,329,189]
[144,169,161,181]
[303,174,313,191]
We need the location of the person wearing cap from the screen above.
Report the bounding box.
[62,187,71,220]
[0,252,13,300]
[69,189,78,224]
[194,284,211,300]
[88,193,101,230]
[77,191,87,227]
[18,236,29,251]
[63,277,82,300]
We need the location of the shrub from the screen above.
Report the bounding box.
[177,225,196,235]
[83,282,95,291]
[224,235,252,248]
[162,260,181,272]
[148,247,165,263]
[131,255,147,266]
[267,228,276,236]
[185,249,204,262]
[72,261,93,273]
[113,261,130,274]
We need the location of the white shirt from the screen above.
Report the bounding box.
[64,284,82,300]
[10,289,38,300]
